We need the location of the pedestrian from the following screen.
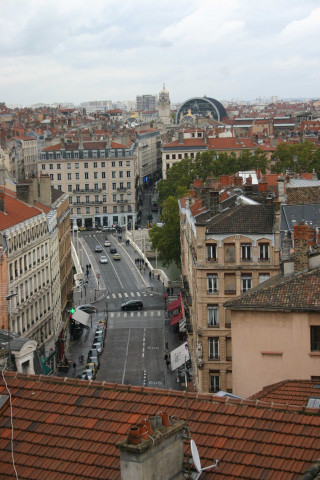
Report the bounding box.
[167,287,170,296]
[171,287,173,295]
[149,271,151,279]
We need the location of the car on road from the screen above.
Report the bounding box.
[100,256,108,264]
[94,245,102,252]
[92,342,103,354]
[81,369,96,380]
[88,355,100,369]
[110,247,117,254]
[88,348,99,358]
[79,226,87,231]
[121,300,144,311]
[113,253,121,261]
[104,240,111,247]
[76,304,96,314]
[86,362,98,374]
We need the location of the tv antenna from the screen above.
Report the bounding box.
[190,439,219,476]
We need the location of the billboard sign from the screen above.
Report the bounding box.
[170,342,190,371]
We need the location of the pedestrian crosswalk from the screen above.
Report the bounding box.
[109,310,162,318]
[106,291,154,299]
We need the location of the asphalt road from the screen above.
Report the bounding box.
[77,230,167,387]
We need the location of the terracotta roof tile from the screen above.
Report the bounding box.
[0,373,319,479]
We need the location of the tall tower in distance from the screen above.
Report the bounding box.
[158,84,171,124]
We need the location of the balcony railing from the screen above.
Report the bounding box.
[73,188,102,193]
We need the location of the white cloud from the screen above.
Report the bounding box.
[0,0,319,105]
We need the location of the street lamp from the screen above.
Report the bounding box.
[6,291,17,371]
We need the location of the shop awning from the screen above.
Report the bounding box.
[168,299,181,312]
[170,312,183,326]
[72,309,90,327]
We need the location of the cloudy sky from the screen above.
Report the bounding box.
[1,0,319,106]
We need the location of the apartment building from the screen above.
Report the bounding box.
[180,179,280,393]
[136,94,157,112]
[0,187,62,360]
[39,136,138,229]
[136,128,161,184]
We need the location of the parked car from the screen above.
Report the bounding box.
[94,245,102,252]
[79,226,87,231]
[121,300,144,311]
[94,335,104,347]
[113,253,121,261]
[86,362,98,374]
[88,355,100,369]
[100,256,108,264]
[77,304,96,314]
[88,348,99,358]
[104,240,111,247]
[92,342,103,354]
[110,247,117,254]
[102,226,109,232]
[81,369,96,380]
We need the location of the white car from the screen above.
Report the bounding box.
[104,240,111,247]
[100,256,108,264]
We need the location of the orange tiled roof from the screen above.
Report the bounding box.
[0,193,42,230]
[0,373,319,480]
[250,380,320,407]
[208,138,258,150]
[163,138,207,148]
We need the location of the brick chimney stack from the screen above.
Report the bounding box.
[293,223,310,272]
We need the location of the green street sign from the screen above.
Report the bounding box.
[69,308,76,314]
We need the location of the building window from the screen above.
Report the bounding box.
[49,164,53,170]
[119,161,123,166]
[103,195,107,203]
[102,172,106,178]
[94,183,98,190]
[69,197,73,204]
[77,207,81,214]
[102,183,106,190]
[241,274,252,293]
[119,171,123,178]
[85,172,89,179]
[68,185,72,192]
[112,161,115,167]
[113,206,117,213]
[57,164,61,169]
[74,152,79,158]
[224,243,235,263]
[94,172,98,179]
[95,207,99,213]
[67,173,72,180]
[84,162,88,169]
[67,163,71,169]
[95,195,99,202]
[83,151,88,158]
[259,243,269,260]
[207,274,218,294]
[120,205,125,213]
[41,164,46,170]
[101,162,105,167]
[113,194,116,202]
[259,273,270,284]
[75,163,79,169]
[126,160,130,166]
[103,206,107,213]
[166,154,169,159]
[209,338,219,360]
[75,173,79,180]
[208,305,219,327]
[75,184,80,191]
[126,171,131,178]
[85,184,89,190]
[66,152,71,159]
[85,196,90,203]
[76,196,80,203]
[86,207,90,214]
[93,162,98,168]
[50,174,53,180]
[57,174,61,180]
[172,154,176,160]
[112,171,116,178]
[224,274,236,295]
[311,326,320,351]
[206,244,217,261]
[209,371,220,393]
[112,183,116,190]
[241,243,251,261]
[56,152,61,159]
[57,185,62,190]
[127,182,131,189]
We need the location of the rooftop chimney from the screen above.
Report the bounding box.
[277,176,286,203]
[39,175,52,206]
[178,130,184,145]
[16,180,34,205]
[293,223,309,272]
[117,416,186,480]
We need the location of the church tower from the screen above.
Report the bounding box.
[158,84,171,124]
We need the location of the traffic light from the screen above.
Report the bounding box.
[163,294,167,303]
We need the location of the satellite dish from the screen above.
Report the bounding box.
[191,439,219,473]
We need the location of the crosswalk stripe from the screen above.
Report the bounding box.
[118,293,122,298]
[124,293,128,297]
[112,293,116,298]
[136,292,141,297]
[130,292,134,297]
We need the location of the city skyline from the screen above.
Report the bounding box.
[0,0,319,106]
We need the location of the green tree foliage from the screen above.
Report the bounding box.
[271,141,320,175]
[149,196,181,268]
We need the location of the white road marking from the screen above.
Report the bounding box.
[124,292,128,297]
[112,293,116,298]
[118,293,122,298]
[122,329,131,384]
[142,328,146,358]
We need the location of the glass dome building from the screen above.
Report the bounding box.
[176,96,227,124]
